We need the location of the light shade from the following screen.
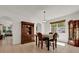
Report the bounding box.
[42,20,46,23]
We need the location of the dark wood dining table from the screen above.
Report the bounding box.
[35,34,50,51]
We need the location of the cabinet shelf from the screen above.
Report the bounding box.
[21,21,34,44]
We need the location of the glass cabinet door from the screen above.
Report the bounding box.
[69,23,73,40]
[76,22,79,40]
[68,20,79,46]
[70,28,73,40]
[76,28,79,40]
[74,28,76,40]
[70,23,73,28]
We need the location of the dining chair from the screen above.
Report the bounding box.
[49,32,58,50]
[37,32,47,49]
[37,32,43,49]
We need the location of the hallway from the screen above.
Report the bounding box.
[0,36,13,46]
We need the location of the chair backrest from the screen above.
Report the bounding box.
[49,32,53,34]
[49,32,53,40]
[37,32,42,40]
[53,33,58,40]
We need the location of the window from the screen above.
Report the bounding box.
[51,23,57,33]
[58,22,65,33]
[51,20,65,33]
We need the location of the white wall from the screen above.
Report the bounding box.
[45,11,79,42]
[0,6,79,44]
[0,9,37,45]
[0,15,21,44]
[33,5,79,35]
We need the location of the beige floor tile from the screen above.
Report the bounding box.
[0,36,79,53]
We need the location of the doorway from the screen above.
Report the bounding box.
[0,16,13,46]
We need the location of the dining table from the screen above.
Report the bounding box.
[35,34,50,51]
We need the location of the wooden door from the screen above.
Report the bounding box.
[21,21,34,44]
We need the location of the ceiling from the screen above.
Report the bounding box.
[0,5,79,21]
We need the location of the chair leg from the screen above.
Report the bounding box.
[55,40,57,48]
[41,40,43,49]
[38,41,40,47]
[53,43,54,50]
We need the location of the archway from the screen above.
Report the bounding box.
[0,16,13,46]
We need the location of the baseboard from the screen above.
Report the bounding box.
[57,40,67,43]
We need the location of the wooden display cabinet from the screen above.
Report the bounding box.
[21,21,34,44]
[68,20,79,47]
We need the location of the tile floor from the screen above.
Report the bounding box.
[0,36,13,46]
[0,37,79,53]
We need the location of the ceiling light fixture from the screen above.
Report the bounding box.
[42,10,46,23]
